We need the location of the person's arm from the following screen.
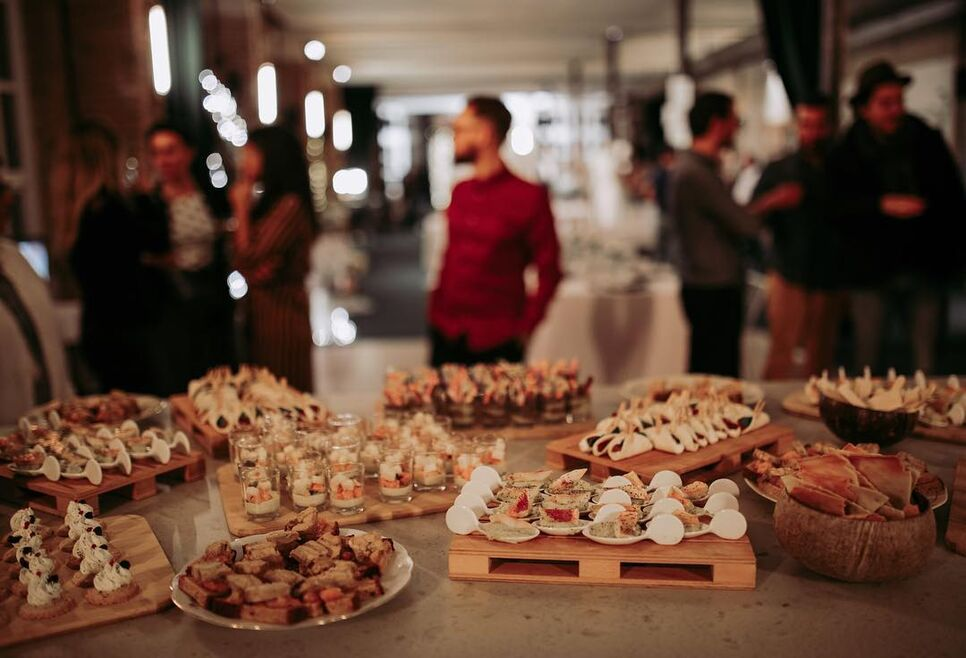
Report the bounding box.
[521,187,563,339]
[232,194,307,286]
[692,167,762,238]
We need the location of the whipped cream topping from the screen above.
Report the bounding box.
[26,576,62,607]
[10,507,36,531]
[80,545,113,575]
[13,532,43,561]
[93,560,133,593]
[65,501,94,526]
[68,516,101,540]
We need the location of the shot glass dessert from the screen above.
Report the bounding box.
[476,433,508,475]
[241,465,281,521]
[453,441,482,487]
[414,450,447,491]
[233,434,271,477]
[329,463,365,515]
[378,449,414,503]
[288,456,328,510]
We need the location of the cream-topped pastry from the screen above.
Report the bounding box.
[12,531,44,561]
[26,574,63,607]
[10,507,38,532]
[80,545,113,575]
[68,516,101,540]
[93,560,133,593]
[65,501,94,527]
[19,550,56,586]
[72,525,107,559]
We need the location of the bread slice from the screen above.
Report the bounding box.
[225,574,263,591]
[265,531,300,555]
[178,575,221,610]
[263,569,305,586]
[243,582,291,604]
[240,601,307,625]
[232,559,269,577]
[210,587,245,618]
[188,561,232,582]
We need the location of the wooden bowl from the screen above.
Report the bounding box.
[773,492,935,582]
[818,394,918,446]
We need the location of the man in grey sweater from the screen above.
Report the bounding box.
[669,91,801,376]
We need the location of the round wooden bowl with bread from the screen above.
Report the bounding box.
[773,491,935,582]
[818,394,918,447]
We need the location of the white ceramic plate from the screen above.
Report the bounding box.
[533,521,590,536]
[580,525,645,545]
[479,523,540,544]
[743,476,948,510]
[619,375,764,405]
[170,528,413,631]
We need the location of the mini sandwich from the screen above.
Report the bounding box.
[547,469,592,494]
[541,491,592,509]
[503,470,552,488]
[673,509,702,532]
[620,485,652,503]
[538,507,580,527]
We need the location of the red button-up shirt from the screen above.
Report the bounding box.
[429,167,563,351]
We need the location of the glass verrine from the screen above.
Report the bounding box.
[414,449,447,491]
[288,455,328,510]
[240,465,281,521]
[476,433,508,475]
[359,438,384,478]
[327,432,362,474]
[452,440,482,487]
[378,448,414,503]
[233,433,272,477]
[228,429,261,477]
[329,462,365,515]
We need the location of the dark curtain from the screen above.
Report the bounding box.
[758,0,821,105]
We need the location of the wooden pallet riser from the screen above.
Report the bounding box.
[545,424,795,483]
[448,535,756,590]
[0,453,206,517]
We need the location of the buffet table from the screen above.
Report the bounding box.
[6,381,965,658]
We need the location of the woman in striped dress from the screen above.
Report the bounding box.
[230,127,315,391]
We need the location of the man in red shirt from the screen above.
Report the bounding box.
[428,97,562,366]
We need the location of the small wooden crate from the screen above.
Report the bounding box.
[545,424,795,483]
[0,514,175,648]
[449,533,756,590]
[216,464,457,537]
[0,451,206,516]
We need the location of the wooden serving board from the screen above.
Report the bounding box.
[449,532,756,590]
[0,451,206,516]
[781,391,966,446]
[945,458,966,556]
[545,424,795,483]
[0,514,174,647]
[216,463,457,537]
[453,419,596,441]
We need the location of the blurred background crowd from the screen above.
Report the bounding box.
[0,0,964,424]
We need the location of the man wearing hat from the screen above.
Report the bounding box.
[828,60,965,373]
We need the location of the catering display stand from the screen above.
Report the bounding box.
[0,514,174,648]
[448,533,756,590]
[781,391,966,445]
[545,424,795,482]
[0,452,206,515]
[216,464,457,537]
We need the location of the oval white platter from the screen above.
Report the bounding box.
[169,528,413,631]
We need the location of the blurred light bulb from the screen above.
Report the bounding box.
[332,110,352,151]
[304,40,326,61]
[332,65,352,84]
[509,126,534,156]
[304,91,325,138]
[148,6,171,96]
[257,63,277,125]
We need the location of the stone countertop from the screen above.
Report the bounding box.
[6,381,966,658]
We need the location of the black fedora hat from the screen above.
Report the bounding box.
[850,60,912,107]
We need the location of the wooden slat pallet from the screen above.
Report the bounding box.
[171,394,595,457]
[216,463,457,537]
[0,451,206,516]
[945,458,966,556]
[449,533,756,590]
[545,424,795,483]
[781,391,966,446]
[0,514,174,648]
[169,394,227,456]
